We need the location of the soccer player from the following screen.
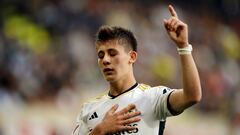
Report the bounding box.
[72,5,201,135]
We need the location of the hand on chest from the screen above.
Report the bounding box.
[86,93,152,127]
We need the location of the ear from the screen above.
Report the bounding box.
[129,51,137,64]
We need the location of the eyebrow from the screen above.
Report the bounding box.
[98,48,118,53]
[108,48,118,52]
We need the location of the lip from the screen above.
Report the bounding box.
[103,68,114,73]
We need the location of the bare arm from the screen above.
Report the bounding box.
[164,5,202,113]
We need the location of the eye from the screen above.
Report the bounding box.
[109,49,118,57]
[98,51,104,59]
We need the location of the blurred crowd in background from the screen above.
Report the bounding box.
[0,0,240,135]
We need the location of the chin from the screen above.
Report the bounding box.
[104,75,117,82]
[105,77,115,82]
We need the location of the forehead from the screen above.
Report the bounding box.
[96,40,126,52]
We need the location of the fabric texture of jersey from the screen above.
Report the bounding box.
[72,83,175,135]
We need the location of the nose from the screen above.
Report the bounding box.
[102,55,111,66]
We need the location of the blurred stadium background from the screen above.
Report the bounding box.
[0,0,240,135]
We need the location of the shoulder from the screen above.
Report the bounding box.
[138,83,171,93]
[83,90,109,105]
[79,90,109,114]
[80,90,109,112]
[137,83,151,91]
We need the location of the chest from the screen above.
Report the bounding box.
[85,91,156,130]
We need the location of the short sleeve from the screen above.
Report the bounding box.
[146,86,175,120]
[71,105,88,135]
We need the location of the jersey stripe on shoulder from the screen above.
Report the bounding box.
[138,83,151,91]
[84,90,109,103]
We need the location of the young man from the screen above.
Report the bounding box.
[72,5,201,135]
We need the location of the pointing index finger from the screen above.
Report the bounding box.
[168,5,178,18]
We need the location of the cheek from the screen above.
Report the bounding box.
[115,56,129,68]
[98,59,102,67]
[114,57,122,65]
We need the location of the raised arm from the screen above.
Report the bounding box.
[163,5,202,113]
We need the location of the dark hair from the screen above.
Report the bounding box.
[95,26,137,52]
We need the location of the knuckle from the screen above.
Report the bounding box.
[113,115,121,120]
[173,17,178,20]
[182,23,187,26]
[109,113,113,117]
[128,118,134,123]
[123,108,128,112]
[116,117,119,121]
[116,116,121,121]
[126,119,134,124]
[117,121,122,125]
[117,125,123,130]
[124,120,130,124]
[126,125,134,130]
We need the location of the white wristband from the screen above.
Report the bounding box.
[177,44,192,55]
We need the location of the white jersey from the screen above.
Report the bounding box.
[72,83,176,135]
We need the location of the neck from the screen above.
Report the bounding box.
[109,72,136,96]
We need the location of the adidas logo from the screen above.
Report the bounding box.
[89,112,98,120]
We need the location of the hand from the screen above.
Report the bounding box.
[164,5,189,48]
[92,104,141,135]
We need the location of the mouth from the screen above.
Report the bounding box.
[103,68,114,74]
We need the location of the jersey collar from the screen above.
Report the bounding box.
[108,82,138,99]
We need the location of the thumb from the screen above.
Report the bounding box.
[168,30,178,41]
[163,19,169,30]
